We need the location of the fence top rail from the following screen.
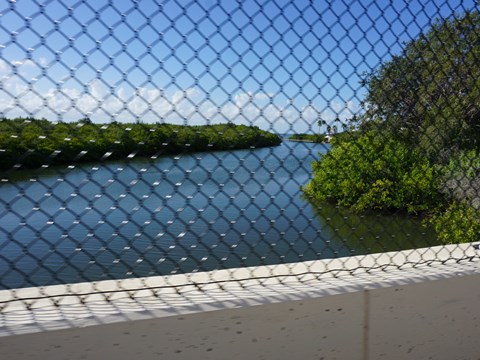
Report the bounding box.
[1,243,479,337]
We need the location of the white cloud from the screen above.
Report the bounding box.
[38,57,48,67]
[172,88,198,104]
[254,92,273,101]
[0,59,10,74]
[233,92,251,107]
[11,59,36,67]
[0,60,360,132]
[198,99,218,119]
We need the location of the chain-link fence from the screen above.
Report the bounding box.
[0,0,479,303]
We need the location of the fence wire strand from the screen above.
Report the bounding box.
[0,0,479,302]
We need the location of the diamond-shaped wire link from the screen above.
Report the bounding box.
[0,0,479,299]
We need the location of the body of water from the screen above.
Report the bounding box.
[0,140,436,288]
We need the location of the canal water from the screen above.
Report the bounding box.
[0,140,436,288]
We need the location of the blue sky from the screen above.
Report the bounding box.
[0,0,477,133]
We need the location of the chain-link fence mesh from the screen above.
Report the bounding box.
[0,0,479,302]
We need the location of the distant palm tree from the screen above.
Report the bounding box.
[317,119,327,133]
[334,116,341,127]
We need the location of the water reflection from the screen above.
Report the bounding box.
[306,198,437,256]
[0,140,438,288]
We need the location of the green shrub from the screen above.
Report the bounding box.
[427,201,480,244]
[303,133,444,214]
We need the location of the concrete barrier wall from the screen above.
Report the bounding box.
[1,244,480,360]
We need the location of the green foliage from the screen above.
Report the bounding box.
[361,11,480,158]
[329,131,360,144]
[303,133,444,214]
[0,118,281,170]
[288,133,326,143]
[427,201,480,244]
[442,149,480,180]
[305,11,480,244]
[436,149,480,214]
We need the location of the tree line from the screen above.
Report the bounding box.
[288,133,326,143]
[0,118,281,170]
